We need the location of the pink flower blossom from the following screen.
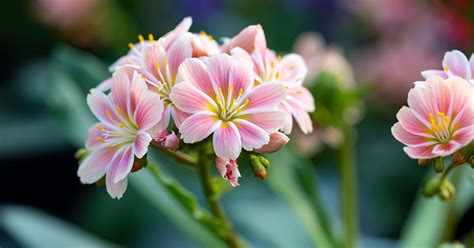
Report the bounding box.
[78,70,164,199]
[154,131,180,151]
[421,50,474,84]
[392,76,474,159]
[170,53,287,161]
[232,44,314,134]
[191,31,220,57]
[216,157,241,187]
[254,132,289,154]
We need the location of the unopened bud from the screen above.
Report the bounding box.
[452,152,467,165]
[418,159,429,166]
[250,154,268,180]
[132,155,147,173]
[75,148,90,163]
[163,131,180,151]
[254,132,289,154]
[422,177,440,197]
[433,157,444,173]
[438,179,455,201]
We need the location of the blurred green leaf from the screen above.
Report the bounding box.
[130,164,227,248]
[1,205,115,247]
[267,147,335,248]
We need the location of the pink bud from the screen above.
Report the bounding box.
[215,157,241,187]
[255,132,289,154]
[162,131,180,151]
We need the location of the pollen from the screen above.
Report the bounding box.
[128,43,134,49]
[164,59,169,67]
[97,125,105,131]
[199,31,206,36]
[106,109,112,119]
[275,71,280,79]
[295,90,303,94]
[116,106,121,115]
[238,88,243,97]
[97,137,106,143]
[148,33,154,41]
[208,35,213,41]
[444,65,449,72]
[138,34,145,43]
[155,63,160,70]
[277,55,281,62]
[119,123,125,128]
[271,61,275,68]
[228,83,233,93]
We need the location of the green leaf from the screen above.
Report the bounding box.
[1,205,115,247]
[130,164,227,248]
[266,147,335,248]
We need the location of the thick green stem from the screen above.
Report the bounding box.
[339,127,358,248]
[198,155,241,248]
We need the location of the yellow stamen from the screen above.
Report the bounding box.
[444,65,449,72]
[155,63,160,71]
[116,106,121,115]
[106,109,112,119]
[164,59,169,67]
[277,55,281,62]
[217,87,223,96]
[275,71,280,79]
[228,83,233,93]
[295,90,303,94]
[97,125,105,131]
[238,88,243,97]
[106,144,114,148]
[199,31,206,36]
[97,137,106,143]
[148,33,154,41]
[271,61,275,68]
[128,43,134,49]
[208,35,213,41]
[119,123,125,128]
[138,34,145,43]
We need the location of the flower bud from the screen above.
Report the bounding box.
[75,148,90,163]
[452,152,467,165]
[433,157,444,173]
[254,132,289,154]
[132,155,148,173]
[163,131,180,151]
[418,159,429,166]
[250,154,269,180]
[422,177,440,197]
[438,179,455,201]
[215,157,241,187]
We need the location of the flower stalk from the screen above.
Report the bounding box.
[151,140,197,167]
[197,151,241,248]
[339,126,358,248]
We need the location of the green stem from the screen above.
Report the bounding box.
[440,162,456,182]
[339,127,358,248]
[151,141,197,167]
[197,154,241,248]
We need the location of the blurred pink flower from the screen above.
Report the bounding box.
[78,70,164,199]
[392,76,474,159]
[293,32,355,88]
[421,50,474,84]
[170,53,286,161]
[34,0,100,28]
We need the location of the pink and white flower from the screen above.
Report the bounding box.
[216,158,241,187]
[78,70,164,199]
[392,75,474,159]
[421,50,474,84]
[170,53,286,181]
[232,45,314,134]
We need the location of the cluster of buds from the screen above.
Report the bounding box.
[392,50,474,200]
[76,17,314,199]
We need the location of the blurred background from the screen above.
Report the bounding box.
[0,0,473,247]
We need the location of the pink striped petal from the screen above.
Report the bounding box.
[221,24,266,54]
[106,168,128,199]
[149,104,172,138]
[77,148,115,184]
[452,125,474,146]
[421,70,448,80]
[229,58,254,95]
[130,71,150,113]
[449,76,474,115]
[97,78,112,91]
[134,131,152,159]
[432,140,462,157]
[443,50,471,79]
[407,85,435,124]
[278,54,307,85]
[426,76,452,115]
[87,89,120,126]
[86,123,106,150]
[396,106,431,137]
[163,17,192,50]
[470,54,474,74]
[170,82,216,114]
[133,91,163,130]
[286,97,313,134]
[110,146,135,183]
[179,111,221,143]
[213,122,242,160]
[403,146,436,159]
[279,103,294,134]
[140,41,167,84]
[207,54,233,93]
[168,35,193,77]
[240,109,286,133]
[246,82,287,110]
[391,123,436,147]
[288,86,315,112]
[176,58,215,97]
[170,106,189,128]
[234,119,269,151]
[110,69,131,117]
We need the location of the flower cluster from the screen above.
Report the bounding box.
[77,17,314,198]
[392,49,474,162]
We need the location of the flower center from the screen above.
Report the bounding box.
[429,112,452,144]
[213,83,249,121]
